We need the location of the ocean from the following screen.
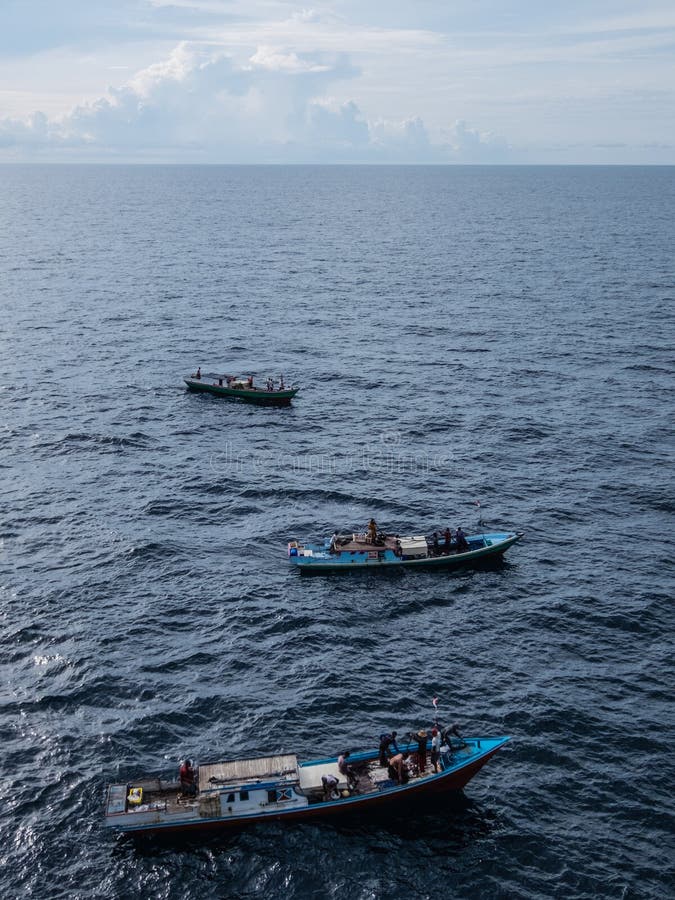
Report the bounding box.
[0,164,673,899]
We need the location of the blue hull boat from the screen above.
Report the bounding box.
[103,732,509,837]
[288,530,523,574]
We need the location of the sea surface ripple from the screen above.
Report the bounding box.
[0,165,673,899]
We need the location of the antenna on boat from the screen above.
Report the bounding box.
[474,499,486,540]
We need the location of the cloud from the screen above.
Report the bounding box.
[443,120,510,162]
[371,116,431,151]
[0,111,51,149]
[304,99,370,148]
[249,46,332,74]
[0,41,511,163]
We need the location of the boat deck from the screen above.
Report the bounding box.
[330,533,478,556]
[333,534,399,552]
[303,750,471,803]
[127,750,464,808]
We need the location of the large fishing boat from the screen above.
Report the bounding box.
[288,527,523,574]
[185,371,298,406]
[103,728,509,837]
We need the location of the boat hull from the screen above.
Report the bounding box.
[185,378,298,406]
[105,738,508,838]
[289,532,523,575]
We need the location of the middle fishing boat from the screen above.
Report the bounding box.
[288,524,523,574]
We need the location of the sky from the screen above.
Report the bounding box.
[0,0,674,163]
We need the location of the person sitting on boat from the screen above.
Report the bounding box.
[321,773,340,801]
[378,731,399,767]
[247,375,254,388]
[455,527,469,553]
[432,532,440,556]
[193,367,201,380]
[444,527,452,554]
[179,758,197,797]
[337,750,358,789]
[367,518,378,544]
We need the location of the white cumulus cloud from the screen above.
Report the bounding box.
[0,42,511,163]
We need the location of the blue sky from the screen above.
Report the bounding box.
[1,0,673,163]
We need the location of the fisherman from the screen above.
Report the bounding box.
[379,731,399,766]
[179,758,197,797]
[442,722,464,743]
[387,752,409,784]
[432,532,440,555]
[430,727,441,772]
[455,526,469,553]
[367,518,378,544]
[195,367,201,380]
[415,730,428,772]
[337,750,357,789]
[444,527,452,553]
[439,722,464,768]
[279,374,285,389]
[321,773,340,801]
[247,375,254,388]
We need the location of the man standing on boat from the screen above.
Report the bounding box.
[367,518,378,543]
[455,527,469,553]
[338,750,358,789]
[379,731,400,766]
[430,728,441,773]
[179,758,197,797]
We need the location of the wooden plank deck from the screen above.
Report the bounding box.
[199,754,298,792]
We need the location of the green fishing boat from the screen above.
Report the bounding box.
[185,371,298,406]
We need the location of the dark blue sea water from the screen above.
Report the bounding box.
[1,165,673,899]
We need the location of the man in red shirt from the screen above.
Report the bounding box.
[179,758,197,797]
